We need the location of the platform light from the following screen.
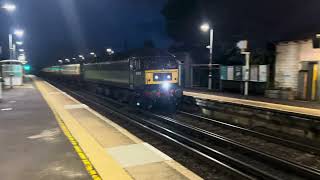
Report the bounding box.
[14,29,24,37]
[72,57,76,60]
[106,48,114,55]
[16,41,23,45]
[200,23,210,32]
[58,60,63,64]
[78,54,85,60]
[18,49,24,52]
[2,3,16,12]
[65,58,70,63]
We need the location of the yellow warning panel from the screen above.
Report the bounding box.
[312,64,318,101]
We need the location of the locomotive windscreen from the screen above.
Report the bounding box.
[141,57,177,70]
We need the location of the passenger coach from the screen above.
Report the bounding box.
[42,48,183,109]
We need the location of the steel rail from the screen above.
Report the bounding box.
[178,110,320,155]
[146,112,320,180]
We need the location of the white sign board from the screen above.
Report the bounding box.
[259,65,268,82]
[227,66,234,80]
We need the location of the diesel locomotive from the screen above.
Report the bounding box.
[42,48,183,109]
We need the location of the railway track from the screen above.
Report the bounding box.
[176,111,320,155]
[50,81,320,180]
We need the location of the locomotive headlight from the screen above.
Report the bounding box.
[154,75,159,80]
[167,75,171,79]
[162,82,171,90]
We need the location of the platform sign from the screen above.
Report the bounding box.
[250,65,259,81]
[234,66,243,81]
[259,65,268,82]
[220,66,228,80]
[227,66,234,80]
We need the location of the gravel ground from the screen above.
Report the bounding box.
[172,112,320,171]
[143,113,304,180]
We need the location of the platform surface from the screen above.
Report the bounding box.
[0,79,90,179]
[32,76,202,180]
[184,90,320,117]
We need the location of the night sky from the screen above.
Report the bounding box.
[1,0,320,70]
[0,0,170,69]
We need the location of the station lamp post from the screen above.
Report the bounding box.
[237,40,250,96]
[9,29,24,59]
[200,23,214,90]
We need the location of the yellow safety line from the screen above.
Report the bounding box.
[52,106,102,180]
[33,78,132,180]
[34,82,102,180]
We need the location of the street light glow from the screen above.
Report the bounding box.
[78,54,85,60]
[200,23,210,32]
[2,3,16,12]
[106,48,114,55]
[14,29,24,37]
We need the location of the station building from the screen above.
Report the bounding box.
[274,35,320,101]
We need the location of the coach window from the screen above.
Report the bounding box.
[135,59,141,70]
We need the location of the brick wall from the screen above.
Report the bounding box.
[275,39,320,92]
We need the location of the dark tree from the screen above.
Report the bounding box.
[162,0,320,47]
[143,39,156,48]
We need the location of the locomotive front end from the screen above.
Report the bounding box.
[142,62,183,107]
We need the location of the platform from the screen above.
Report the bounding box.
[0,78,90,179]
[184,90,320,118]
[10,76,200,180]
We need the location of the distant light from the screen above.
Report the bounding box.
[200,23,210,32]
[23,64,31,71]
[154,75,159,80]
[162,82,171,90]
[106,48,114,55]
[18,54,26,61]
[16,41,23,45]
[167,75,171,79]
[2,3,16,12]
[18,49,24,52]
[65,58,70,63]
[58,60,63,64]
[90,52,95,55]
[136,102,140,106]
[72,58,76,60]
[14,29,24,37]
